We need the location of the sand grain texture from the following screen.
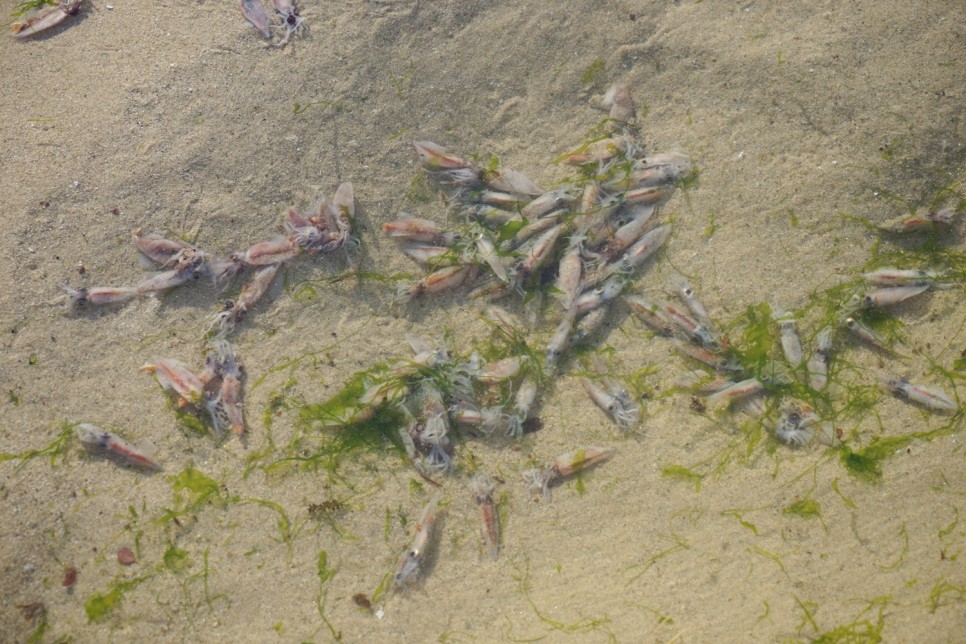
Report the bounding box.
[2,1,964,641]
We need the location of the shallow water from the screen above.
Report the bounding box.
[2,1,965,641]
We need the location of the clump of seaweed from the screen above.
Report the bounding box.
[0,422,75,469]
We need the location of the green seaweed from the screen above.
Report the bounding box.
[316,550,339,640]
[0,422,74,469]
[242,438,276,480]
[926,577,966,613]
[748,545,789,579]
[627,534,690,583]
[660,464,704,491]
[163,545,191,574]
[839,446,882,482]
[876,523,908,571]
[261,377,297,428]
[879,139,901,160]
[937,508,960,560]
[783,497,821,519]
[794,596,820,635]
[580,58,606,87]
[814,596,889,643]
[700,416,769,478]
[718,302,776,381]
[157,467,227,524]
[509,557,614,638]
[84,575,151,622]
[173,404,210,436]
[496,218,528,243]
[703,211,718,238]
[837,427,956,481]
[238,497,294,551]
[285,394,407,476]
[386,59,415,98]
[720,509,758,535]
[830,380,884,424]
[404,173,436,204]
[298,368,380,427]
[292,99,346,115]
[797,594,886,642]
[194,549,226,611]
[831,478,857,509]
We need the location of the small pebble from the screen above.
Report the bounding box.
[62,566,77,588]
[117,547,136,565]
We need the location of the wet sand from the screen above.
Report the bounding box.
[2,1,965,641]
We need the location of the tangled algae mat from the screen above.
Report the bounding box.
[2,1,965,641]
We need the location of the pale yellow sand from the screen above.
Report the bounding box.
[2,1,965,641]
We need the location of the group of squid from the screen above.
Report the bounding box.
[378,82,960,475]
[378,84,679,442]
[58,182,356,441]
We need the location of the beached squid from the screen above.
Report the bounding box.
[12,0,83,39]
[239,0,306,45]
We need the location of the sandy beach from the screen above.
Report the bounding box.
[2,0,965,641]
